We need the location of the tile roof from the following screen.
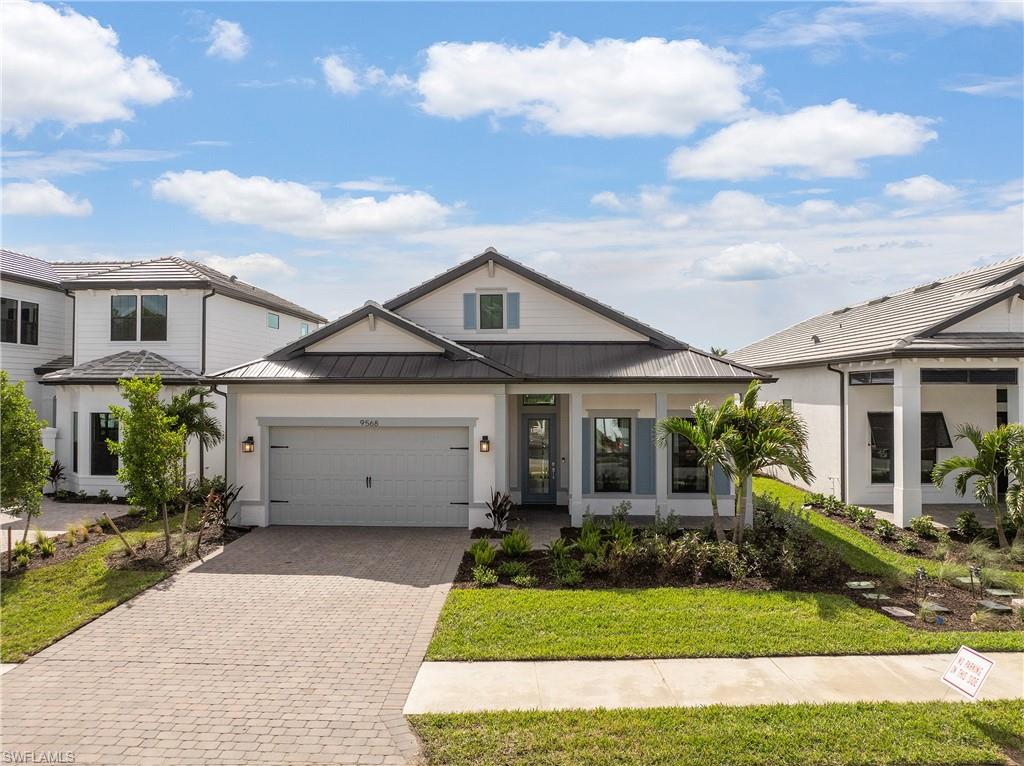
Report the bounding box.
[730,257,1024,369]
[40,350,200,385]
[33,355,73,375]
[0,249,62,288]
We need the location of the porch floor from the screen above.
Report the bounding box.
[866,504,996,529]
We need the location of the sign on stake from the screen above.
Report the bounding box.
[941,646,994,699]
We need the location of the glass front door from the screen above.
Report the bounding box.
[522,415,557,504]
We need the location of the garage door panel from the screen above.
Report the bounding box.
[268,426,468,526]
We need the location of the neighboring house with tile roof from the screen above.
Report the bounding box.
[0,249,325,496]
[730,257,1024,526]
[208,249,770,529]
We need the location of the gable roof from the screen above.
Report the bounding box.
[382,248,688,350]
[730,257,1024,369]
[0,249,63,290]
[51,256,326,323]
[39,350,200,385]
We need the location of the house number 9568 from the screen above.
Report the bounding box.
[359,419,380,428]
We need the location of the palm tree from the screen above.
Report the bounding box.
[656,398,734,542]
[1005,440,1024,548]
[721,381,814,545]
[164,386,224,489]
[933,423,1023,549]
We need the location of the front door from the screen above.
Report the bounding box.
[522,415,557,504]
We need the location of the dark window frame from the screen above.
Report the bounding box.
[140,295,168,342]
[478,293,504,330]
[18,301,38,345]
[90,412,119,476]
[522,394,556,406]
[1,297,18,343]
[594,416,632,493]
[670,421,708,495]
[110,295,138,341]
[920,368,1018,385]
[72,411,78,473]
[850,370,894,386]
[868,411,953,485]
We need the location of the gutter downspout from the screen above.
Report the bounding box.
[827,364,846,502]
[198,290,216,478]
[209,384,229,488]
[66,289,76,364]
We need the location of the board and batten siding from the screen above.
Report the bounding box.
[73,288,203,371]
[395,263,648,342]
[204,294,311,374]
[0,279,70,421]
[306,316,441,353]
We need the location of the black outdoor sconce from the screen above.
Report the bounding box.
[241,436,255,453]
[479,435,491,453]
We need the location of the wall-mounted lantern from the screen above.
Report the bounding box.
[241,436,255,453]
[479,435,491,453]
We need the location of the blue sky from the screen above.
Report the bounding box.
[2,1,1022,350]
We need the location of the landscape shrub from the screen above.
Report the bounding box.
[468,539,496,567]
[650,508,680,537]
[607,515,633,547]
[664,533,716,583]
[910,514,939,540]
[846,505,875,528]
[499,528,531,558]
[497,560,529,579]
[821,496,845,515]
[545,537,574,561]
[35,529,56,558]
[896,535,920,553]
[552,556,583,586]
[954,511,984,541]
[14,553,30,569]
[610,500,632,523]
[875,519,898,541]
[510,574,538,588]
[576,525,608,571]
[472,565,499,587]
[11,540,33,559]
[805,492,829,508]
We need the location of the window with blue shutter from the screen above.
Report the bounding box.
[714,464,732,496]
[635,418,656,495]
[581,417,592,494]
[463,293,476,330]
[507,292,520,329]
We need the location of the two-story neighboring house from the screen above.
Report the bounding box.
[209,248,770,529]
[731,257,1023,527]
[0,250,325,496]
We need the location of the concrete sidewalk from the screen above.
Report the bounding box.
[404,653,1024,713]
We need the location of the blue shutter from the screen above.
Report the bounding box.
[581,417,592,495]
[507,292,520,329]
[463,293,476,330]
[636,418,656,495]
[714,464,731,496]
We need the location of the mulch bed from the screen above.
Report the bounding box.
[108,525,249,574]
[452,549,1021,633]
[1,512,149,575]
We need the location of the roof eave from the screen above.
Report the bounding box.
[0,272,64,292]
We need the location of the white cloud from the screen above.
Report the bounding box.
[152,169,452,238]
[884,175,959,204]
[206,19,250,61]
[3,148,178,179]
[3,180,92,216]
[337,178,408,193]
[414,34,760,137]
[945,75,1023,98]
[364,67,414,92]
[106,128,127,147]
[321,55,361,95]
[693,242,809,281]
[590,191,626,211]
[668,99,936,180]
[201,252,296,279]
[1,0,179,135]
[190,139,231,147]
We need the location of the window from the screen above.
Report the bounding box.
[110,296,137,341]
[671,425,707,494]
[850,370,894,386]
[781,399,793,410]
[522,394,556,406]
[594,417,631,492]
[1,298,17,343]
[16,301,38,345]
[921,368,1018,385]
[90,413,118,476]
[140,295,167,341]
[479,294,504,330]
[299,322,310,337]
[267,312,279,330]
[72,412,78,473]
[921,412,952,483]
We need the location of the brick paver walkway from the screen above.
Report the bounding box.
[1,526,467,765]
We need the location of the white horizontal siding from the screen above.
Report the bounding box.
[74,288,203,371]
[946,299,1023,333]
[205,294,311,373]
[0,279,69,421]
[307,317,441,353]
[396,264,648,342]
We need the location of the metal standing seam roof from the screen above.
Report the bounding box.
[730,257,1024,369]
[212,353,512,382]
[40,350,201,385]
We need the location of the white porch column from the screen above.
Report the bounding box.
[569,391,584,526]
[893,360,922,527]
[1009,362,1024,425]
[655,392,668,512]
[494,393,508,493]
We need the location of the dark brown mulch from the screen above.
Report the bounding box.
[470,527,511,539]
[1,512,148,575]
[453,549,1021,633]
[108,526,249,574]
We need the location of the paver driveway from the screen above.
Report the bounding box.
[1,526,467,765]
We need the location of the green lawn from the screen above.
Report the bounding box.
[410,700,1024,766]
[426,587,1023,661]
[1,521,175,662]
[754,477,1024,591]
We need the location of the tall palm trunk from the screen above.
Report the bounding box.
[992,484,1009,549]
[732,478,746,546]
[161,502,171,557]
[707,466,726,542]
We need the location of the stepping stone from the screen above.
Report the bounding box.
[984,588,1017,597]
[918,601,951,614]
[977,600,1012,614]
[846,581,876,590]
[955,576,978,585]
[1011,598,1024,610]
[882,606,915,618]
[862,593,891,601]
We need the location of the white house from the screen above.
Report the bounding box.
[0,250,325,495]
[731,257,1024,527]
[209,248,768,529]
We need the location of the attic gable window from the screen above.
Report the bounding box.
[479,294,504,330]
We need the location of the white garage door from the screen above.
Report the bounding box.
[268,426,469,526]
